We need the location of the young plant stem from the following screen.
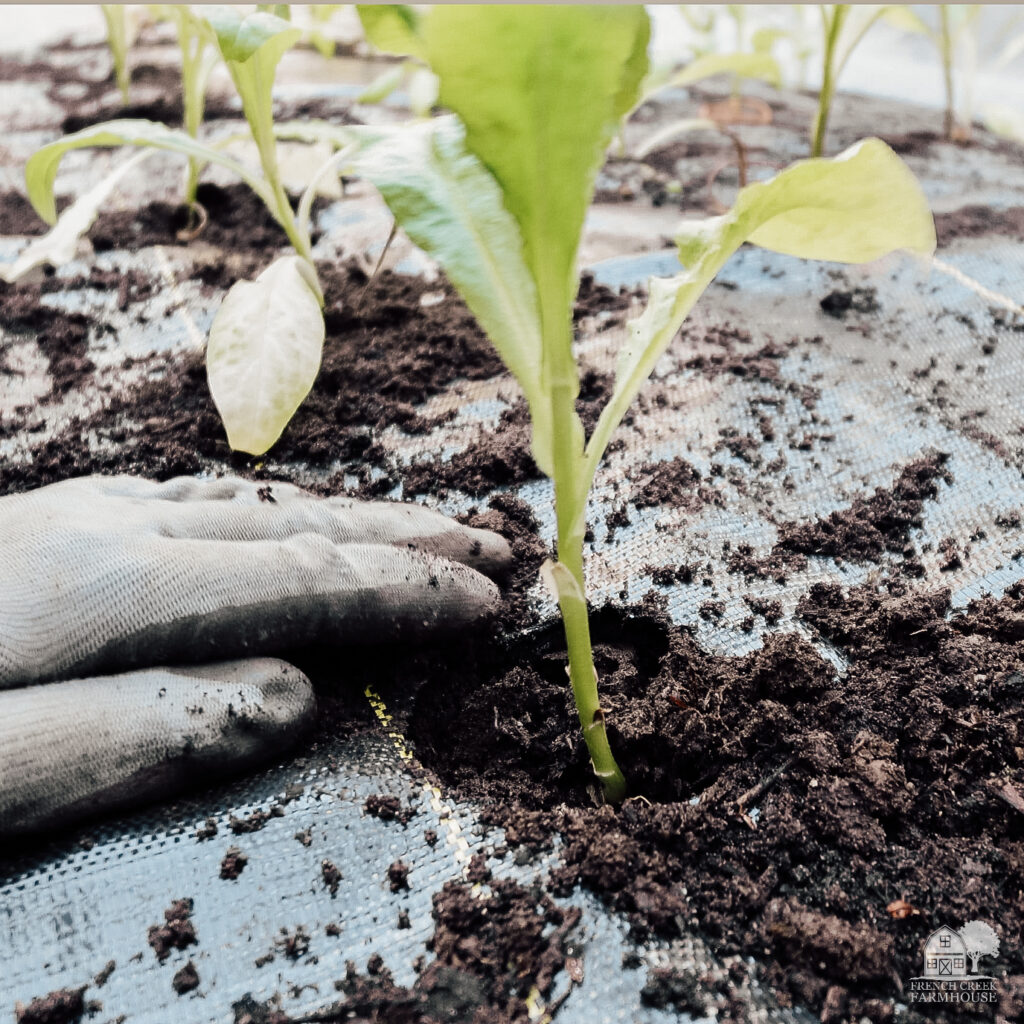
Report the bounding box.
[811,5,847,158]
[546,317,626,802]
[940,5,956,141]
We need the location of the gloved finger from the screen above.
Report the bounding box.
[98,475,513,576]
[21,536,501,685]
[0,658,315,836]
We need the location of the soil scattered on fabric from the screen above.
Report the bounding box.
[219,846,248,880]
[13,987,89,1024]
[171,961,200,996]
[363,793,416,824]
[147,898,198,962]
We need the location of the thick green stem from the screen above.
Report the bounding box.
[549,378,626,803]
[811,6,846,158]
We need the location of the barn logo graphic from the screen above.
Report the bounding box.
[908,921,999,1006]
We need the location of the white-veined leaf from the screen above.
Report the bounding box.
[349,118,552,472]
[207,255,325,455]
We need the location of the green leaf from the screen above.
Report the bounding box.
[24,118,272,225]
[207,255,325,455]
[205,7,300,64]
[635,118,717,161]
[424,5,649,343]
[356,4,426,60]
[1,151,150,283]
[356,64,405,105]
[350,118,552,472]
[668,51,782,90]
[586,138,935,467]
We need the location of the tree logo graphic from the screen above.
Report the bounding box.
[957,921,1000,977]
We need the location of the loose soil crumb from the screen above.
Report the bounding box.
[219,846,248,880]
[228,806,283,834]
[14,987,87,1024]
[387,859,410,893]
[147,898,197,962]
[321,859,341,896]
[776,452,952,564]
[171,961,199,996]
[92,961,114,988]
[363,793,415,824]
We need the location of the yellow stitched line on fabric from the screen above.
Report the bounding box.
[362,686,555,1020]
[363,684,471,866]
[153,245,206,351]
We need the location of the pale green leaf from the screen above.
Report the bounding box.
[24,119,272,225]
[983,103,1024,143]
[350,118,552,473]
[207,255,325,455]
[635,118,717,160]
[881,5,934,37]
[356,64,405,104]
[586,138,935,467]
[205,7,300,64]
[1,151,150,283]
[669,51,782,89]
[356,4,426,60]
[424,5,650,341]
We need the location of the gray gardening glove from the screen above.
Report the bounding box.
[0,475,512,835]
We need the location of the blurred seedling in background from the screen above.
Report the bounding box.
[352,5,438,117]
[886,4,1024,143]
[100,4,141,104]
[811,5,892,157]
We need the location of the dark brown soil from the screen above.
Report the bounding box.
[171,961,200,996]
[776,452,952,564]
[321,859,341,896]
[147,897,198,962]
[245,877,580,1024]
[935,205,1024,246]
[364,794,416,824]
[13,988,87,1024]
[220,845,248,880]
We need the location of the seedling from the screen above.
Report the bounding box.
[886,5,1024,143]
[100,4,137,104]
[16,7,350,453]
[345,6,935,800]
[811,5,890,157]
[354,5,437,117]
[150,4,221,212]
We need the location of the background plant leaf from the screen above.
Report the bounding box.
[587,138,935,467]
[207,255,325,455]
[668,51,782,89]
[1,151,150,283]
[356,4,426,60]
[25,119,271,225]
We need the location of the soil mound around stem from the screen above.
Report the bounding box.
[402,584,1024,1023]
